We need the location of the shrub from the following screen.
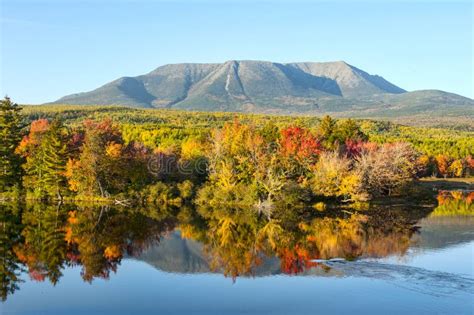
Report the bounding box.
[355,142,419,197]
[310,151,362,200]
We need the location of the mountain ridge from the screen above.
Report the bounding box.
[50,60,473,117]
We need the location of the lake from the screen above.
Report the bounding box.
[1,193,473,314]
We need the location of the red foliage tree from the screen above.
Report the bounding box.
[279,127,321,163]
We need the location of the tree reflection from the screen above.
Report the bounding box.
[0,203,24,301]
[192,202,419,278]
[0,197,438,301]
[66,204,176,282]
[432,191,473,216]
[7,203,177,288]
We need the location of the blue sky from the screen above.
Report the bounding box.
[1,0,472,104]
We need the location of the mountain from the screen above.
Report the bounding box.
[51,60,474,117]
[288,61,406,97]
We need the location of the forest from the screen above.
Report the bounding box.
[1,97,473,205]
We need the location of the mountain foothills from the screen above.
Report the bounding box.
[51,60,474,119]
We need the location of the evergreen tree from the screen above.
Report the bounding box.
[19,119,69,199]
[0,97,23,192]
[335,119,367,142]
[41,119,68,199]
[19,119,50,199]
[317,115,337,148]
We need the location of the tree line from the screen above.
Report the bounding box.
[1,97,473,204]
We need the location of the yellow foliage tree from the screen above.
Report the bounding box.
[448,159,464,177]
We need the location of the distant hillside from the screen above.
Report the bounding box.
[50,60,474,118]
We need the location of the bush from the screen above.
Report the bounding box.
[355,142,419,197]
[309,152,363,201]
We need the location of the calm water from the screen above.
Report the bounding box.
[1,196,473,314]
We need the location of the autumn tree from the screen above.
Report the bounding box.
[355,142,419,197]
[197,120,299,212]
[309,151,364,200]
[198,121,266,207]
[466,156,474,177]
[435,155,450,178]
[66,119,126,198]
[416,154,433,177]
[448,159,464,178]
[122,141,154,189]
[279,126,321,162]
[279,126,321,178]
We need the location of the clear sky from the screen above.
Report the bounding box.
[1,0,472,104]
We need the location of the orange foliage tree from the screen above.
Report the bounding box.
[279,126,321,164]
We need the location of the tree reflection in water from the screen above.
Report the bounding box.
[1,190,472,301]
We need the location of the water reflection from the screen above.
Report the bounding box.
[1,191,473,302]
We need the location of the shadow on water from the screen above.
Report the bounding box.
[1,190,473,302]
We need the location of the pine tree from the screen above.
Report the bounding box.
[0,97,23,192]
[40,119,68,199]
[19,119,50,199]
[20,119,69,200]
[317,115,337,148]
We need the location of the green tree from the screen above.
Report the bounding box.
[40,119,69,199]
[0,97,23,192]
[335,119,367,143]
[19,119,69,199]
[317,115,337,148]
[18,119,50,199]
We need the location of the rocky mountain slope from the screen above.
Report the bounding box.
[51,60,473,117]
